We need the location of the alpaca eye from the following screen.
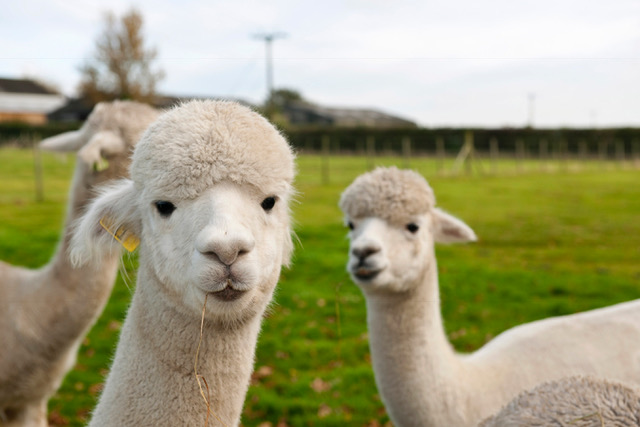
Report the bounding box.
[347,221,354,230]
[261,196,276,211]
[406,223,419,233]
[155,201,176,217]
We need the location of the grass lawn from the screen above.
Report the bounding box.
[1,147,639,426]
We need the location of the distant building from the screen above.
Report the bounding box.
[0,78,66,124]
[46,96,95,122]
[282,101,417,128]
[48,95,254,122]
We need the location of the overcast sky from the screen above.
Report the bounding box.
[2,0,639,127]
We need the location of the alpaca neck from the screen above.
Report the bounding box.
[92,264,264,426]
[55,161,98,261]
[365,260,464,427]
[27,161,119,349]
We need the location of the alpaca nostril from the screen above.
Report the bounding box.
[196,225,255,266]
[203,249,237,266]
[206,246,251,266]
[352,246,380,260]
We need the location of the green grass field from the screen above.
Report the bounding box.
[1,147,639,426]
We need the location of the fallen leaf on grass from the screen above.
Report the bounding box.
[47,410,68,426]
[310,377,331,393]
[318,404,332,418]
[89,382,103,395]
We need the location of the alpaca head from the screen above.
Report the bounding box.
[70,100,295,325]
[339,167,476,294]
[39,100,159,186]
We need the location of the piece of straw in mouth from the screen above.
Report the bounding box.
[194,293,228,427]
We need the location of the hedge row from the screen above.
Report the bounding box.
[0,121,81,147]
[284,127,640,155]
[2,122,640,155]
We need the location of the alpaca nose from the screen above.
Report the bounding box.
[196,227,255,266]
[352,244,381,261]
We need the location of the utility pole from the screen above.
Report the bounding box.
[528,92,535,128]
[253,32,287,114]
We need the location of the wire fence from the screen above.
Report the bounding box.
[6,132,639,202]
[297,132,640,185]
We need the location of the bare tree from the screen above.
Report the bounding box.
[78,8,164,103]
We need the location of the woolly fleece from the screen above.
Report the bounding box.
[85,101,158,151]
[132,99,295,200]
[479,376,640,427]
[339,167,435,226]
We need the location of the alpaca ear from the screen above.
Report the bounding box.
[77,131,126,171]
[69,179,142,267]
[432,208,477,244]
[281,228,295,268]
[39,129,86,152]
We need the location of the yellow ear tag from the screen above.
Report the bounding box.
[93,158,109,172]
[99,217,140,252]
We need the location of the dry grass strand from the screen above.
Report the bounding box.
[194,293,228,427]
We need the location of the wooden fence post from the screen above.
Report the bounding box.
[615,139,625,168]
[559,139,568,172]
[366,135,375,170]
[579,140,587,170]
[452,130,479,175]
[322,135,330,184]
[579,140,587,160]
[516,139,525,173]
[32,135,44,202]
[598,140,607,167]
[490,137,499,174]
[402,137,411,169]
[539,139,548,172]
[436,136,445,174]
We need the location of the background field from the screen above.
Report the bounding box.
[1,147,639,426]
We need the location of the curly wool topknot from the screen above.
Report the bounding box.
[339,167,435,225]
[131,99,295,200]
[82,100,160,153]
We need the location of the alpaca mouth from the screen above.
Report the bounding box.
[353,267,381,281]
[210,284,246,301]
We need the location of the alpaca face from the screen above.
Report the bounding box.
[345,207,477,294]
[345,213,435,293]
[69,101,294,324]
[139,181,290,323]
[40,101,157,189]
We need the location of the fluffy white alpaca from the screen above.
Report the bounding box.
[479,376,640,427]
[69,100,295,426]
[0,101,160,427]
[339,167,640,427]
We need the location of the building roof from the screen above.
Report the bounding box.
[47,95,254,122]
[282,101,416,128]
[0,78,58,95]
[46,97,94,122]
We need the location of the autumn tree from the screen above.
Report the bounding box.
[268,88,304,108]
[78,8,164,103]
